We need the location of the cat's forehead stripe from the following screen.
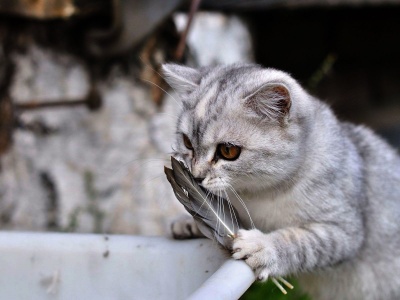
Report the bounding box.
[195,82,219,119]
[194,98,230,144]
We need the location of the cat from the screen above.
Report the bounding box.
[162,63,400,300]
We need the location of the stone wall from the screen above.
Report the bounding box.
[0,13,253,234]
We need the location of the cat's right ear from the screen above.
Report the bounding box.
[162,64,201,94]
[244,83,291,123]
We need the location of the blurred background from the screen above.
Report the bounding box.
[0,0,399,298]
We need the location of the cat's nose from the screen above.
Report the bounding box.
[194,177,205,184]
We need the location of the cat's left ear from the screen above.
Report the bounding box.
[244,83,291,122]
[162,63,201,94]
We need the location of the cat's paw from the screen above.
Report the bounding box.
[232,229,277,282]
[171,215,204,239]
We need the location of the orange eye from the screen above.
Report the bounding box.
[217,144,241,160]
[183,134,193,150]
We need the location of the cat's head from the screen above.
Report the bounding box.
[163,63,311,194]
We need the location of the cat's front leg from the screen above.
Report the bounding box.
[171,214,205,239]
[232,229,279,281]
[232,223,363,281]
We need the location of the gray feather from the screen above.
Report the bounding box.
[165,157,243,249]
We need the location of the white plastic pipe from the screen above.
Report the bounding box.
[188,259,256,300]
[0,232,255,300]
[0,232,229,300]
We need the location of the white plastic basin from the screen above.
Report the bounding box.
[0,232,254,300]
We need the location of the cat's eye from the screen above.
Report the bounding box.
[183,134,193,150]
[217,143,241,161]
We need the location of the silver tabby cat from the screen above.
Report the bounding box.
[163,63,400,300]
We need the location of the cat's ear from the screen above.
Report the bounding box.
[244,84,291,122]
[162,64,201,94]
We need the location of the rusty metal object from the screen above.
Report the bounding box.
[1,88,101,155]
[201,0,398,9]
[15,118,57,135]
[0,0,185,58]
[16,88,102,111]
[86,0,184,57]
[139,19,181,107]
[0,46,14,156]
[140,36,169,107]
[0,0,109,19]
[174,0,202,62]
[0,96,13,155]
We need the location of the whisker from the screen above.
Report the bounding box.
[278,276,294,290]
[192,189,210,218]
[134,173,165,187]
[217,191,225,237]
[141,78,182,109]
[153,112,178,119]
[96,157,171,180]
[138,55,180,95]
[216,191,222,236]
[272,278,287,295]
[220,190,227,237]
[227,184,256,229]
[223,188,240,233]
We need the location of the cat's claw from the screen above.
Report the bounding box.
[232,228,276,282]
[171,215,204,239]
[257,270,270,282]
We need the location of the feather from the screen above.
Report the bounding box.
[164,156,294,294]
[164,157,242,249]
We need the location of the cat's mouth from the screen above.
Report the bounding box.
[201,178,228,194]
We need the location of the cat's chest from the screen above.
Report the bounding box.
[228,190,303,232]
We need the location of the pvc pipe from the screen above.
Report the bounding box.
[188,259,256,300]
[0,232,255,300]
[0,233,228,300]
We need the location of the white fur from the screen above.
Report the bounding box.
[164,63,400,300]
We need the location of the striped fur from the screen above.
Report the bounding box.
[163,63,400,300]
